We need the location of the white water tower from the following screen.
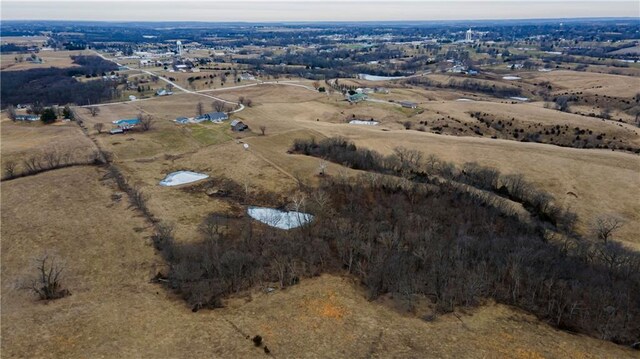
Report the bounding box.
[176,40,183,56]
[465,29,473,42]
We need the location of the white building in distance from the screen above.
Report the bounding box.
[465,28,473,42]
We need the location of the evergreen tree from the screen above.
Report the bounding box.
[62,105,74,120]
[40,108,57,124]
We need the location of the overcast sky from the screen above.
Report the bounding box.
[2,1,639,22]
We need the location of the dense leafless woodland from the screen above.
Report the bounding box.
[143,138,640,345]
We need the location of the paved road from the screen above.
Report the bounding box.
[90,51,320,110]
[90,51,244,112]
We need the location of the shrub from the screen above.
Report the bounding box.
[40,108,57,124]
[252,335,263,346]
[28,254,70,300]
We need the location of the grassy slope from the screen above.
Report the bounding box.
[2,69,639,357]
[0,118,97,165]
[1,168,634,358]
[0,166,257,358]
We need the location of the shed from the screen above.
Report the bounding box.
[15,114,40,121]
[109,128,124,135]
[399,101,418,109]
[113,118,140,129]
[230,119,248,132]
[156,89,173,96]
[347,93,367,103]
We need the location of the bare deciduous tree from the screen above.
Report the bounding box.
[6,105,17,121]
[4,160,17,178]
[29,101,44,115]
[318,159,327,176]
[88,106,100,117]
[259,125,266,136]
[311,189,330,212]
[591,215,624,243]
[212,100,226,112]
[245,98,253,107]
[94,123,104,134]
[392,146,422,176]
[196,102,204,116]
[23,156,42,174]
[152,222,175,255]
[43,150,61,168]
[28,253,70,300]
[238,96,245,105]
[138,113,154,132]
[199,214,225,243]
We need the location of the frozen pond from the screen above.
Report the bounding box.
[509,97,529,101]
[247,207,314,230]
[502,76,521,80]
[456,98,475,102]
[159,171,209,186]
[358,73,407,81]
[349,120,379,125]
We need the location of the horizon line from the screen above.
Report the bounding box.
[3,16,638,24]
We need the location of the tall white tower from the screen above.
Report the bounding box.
[465,29,473,42]
[176,40,183,56]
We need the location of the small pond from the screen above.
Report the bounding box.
[159,171,209,186]
[247,207,314,230]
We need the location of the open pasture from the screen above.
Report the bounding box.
[1,50,89,71]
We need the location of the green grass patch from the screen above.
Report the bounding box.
[189,122,232,146]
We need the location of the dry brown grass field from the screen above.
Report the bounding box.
[2,68,639,357]
[0,166,256,358]
[525,70,640,98]
[1,168,635,358]
[77,73,640,249]
[0,117,97,165]
[0,50,89,71]
[0,35,48,45]
[150,68,258,91]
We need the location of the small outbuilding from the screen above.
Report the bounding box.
[156,89,173,96]
[113,118,140,129]
[230,119,248,132]
[14,114,40,121]
[347,93,367,103]
[399,101,418,109]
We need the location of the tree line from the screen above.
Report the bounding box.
[405,77,523,98]
[2,148,105,181]
[290,137,576,231]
